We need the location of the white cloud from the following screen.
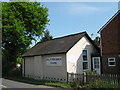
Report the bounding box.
[66,3,101,15]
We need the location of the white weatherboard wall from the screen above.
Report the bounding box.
[66,36,97,74]
[23,54,67,81]
[24,56,43,79]
[24,57,34,76]
[34,56,43,79]
[42,54,67,81]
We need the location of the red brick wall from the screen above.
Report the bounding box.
[101,54,120,74]
[100,12,120,74]
[118,13,120,54]
[101,13,119,55]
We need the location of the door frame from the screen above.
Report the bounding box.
[92,57,101,74]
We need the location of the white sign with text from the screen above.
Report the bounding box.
[46,57,62,66]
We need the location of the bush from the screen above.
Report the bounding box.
[70,81,81,89]
[70,79,84,89]
[8,67,22,77]
[86,70,97,75]
[88,80,120,88]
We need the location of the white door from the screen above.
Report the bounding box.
[92,57,101,74]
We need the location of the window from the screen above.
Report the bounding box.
[93,58,99,69]
[83,50,87,61]
[82,50,88,70]
[108,58,116,67]
[83,62,88,70]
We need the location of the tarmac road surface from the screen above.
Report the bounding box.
[1,78,54,88]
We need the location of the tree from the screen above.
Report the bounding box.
[40,29,53,43]
[2,2,49,75]
[94,36,100,47]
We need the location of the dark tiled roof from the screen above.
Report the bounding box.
[22,32,99,57]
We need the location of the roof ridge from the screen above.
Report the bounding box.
[37,31,86,44]
[53,31,86,40]
[98,10,119,33]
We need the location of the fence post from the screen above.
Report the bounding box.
[118,75,120,84]
[67,72,68,83]
[83,72,87,84]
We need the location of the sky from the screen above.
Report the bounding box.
[0,0,119,46]
[41,2,118,39]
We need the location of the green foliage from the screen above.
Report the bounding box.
[86,70,97,75]
[17,57,22,64]
[40,29,53,43]
[2,2,49,75]
[48,82,71,88]
[10,0,30,2]
[88,80,120,88]
[69,79,120,89]
[70,81,82,89]
[93,36,100,47]
[8,67,22,77]
[70,78,84,89]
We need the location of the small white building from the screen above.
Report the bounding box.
[22,32,100,82]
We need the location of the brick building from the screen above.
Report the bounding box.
[98,10,120,74]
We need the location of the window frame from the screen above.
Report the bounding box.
[108,57,116,67]
[82,50,88,71]
[92,57,100,69]
[83,62,88,71]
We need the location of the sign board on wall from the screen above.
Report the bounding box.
[46,57,62,66]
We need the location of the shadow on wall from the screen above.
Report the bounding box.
[76,45,97,74]
[76,54,83,74]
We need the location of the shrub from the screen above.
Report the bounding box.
[8,67,22,77]
[88,80,120,88]
[70,78,84,89]
[86,70,97,75]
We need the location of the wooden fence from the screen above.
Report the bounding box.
[67,73,120,85]
[24,73,120,85]
[67,73,84,83]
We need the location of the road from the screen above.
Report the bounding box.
[1,78,54,88]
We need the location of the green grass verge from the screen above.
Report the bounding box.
[6,76,120,88]
[48,82,71,88]
[87,80,120,88]
[4,76,71,88]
